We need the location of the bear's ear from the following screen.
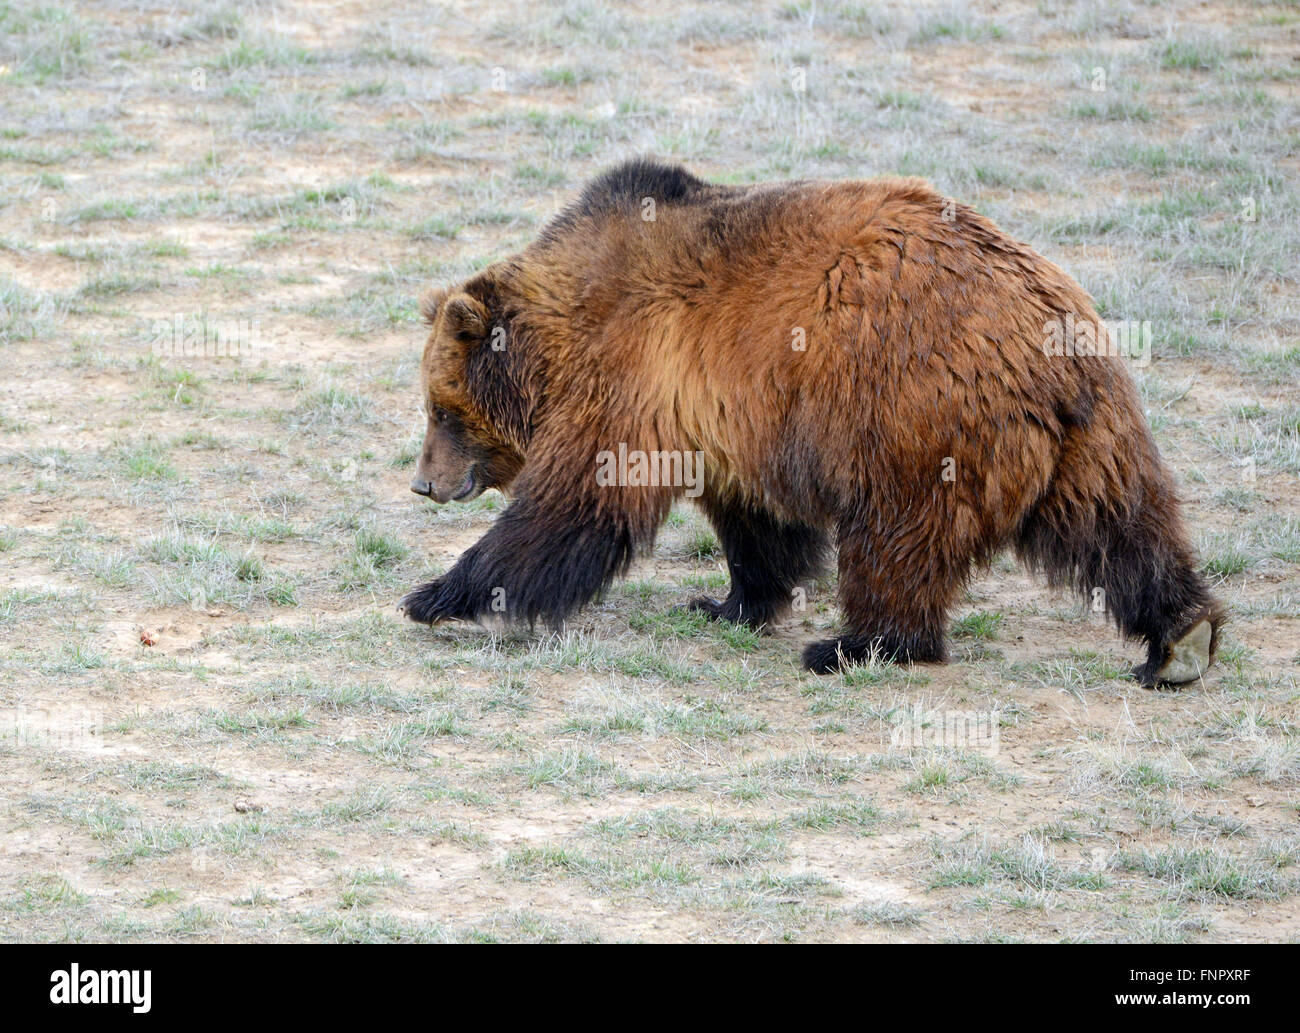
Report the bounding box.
[418,287,448,325]
[442,292,490,343]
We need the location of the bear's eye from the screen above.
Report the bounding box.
[434,407,449,424]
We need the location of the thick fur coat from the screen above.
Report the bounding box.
[401,159,1223,685]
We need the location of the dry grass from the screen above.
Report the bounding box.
[0,0,1297,943]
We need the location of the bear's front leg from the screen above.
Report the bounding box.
[401,484,665,630]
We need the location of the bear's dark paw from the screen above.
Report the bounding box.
[802,638,852,674]
[679,595,771,629]
[399,580,452,625]
[803,634,945,674]
[679,596,725,619]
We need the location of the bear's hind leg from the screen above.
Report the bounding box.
[1017,478,1225,689]
[802,521,955,674]
[686,495,827,629]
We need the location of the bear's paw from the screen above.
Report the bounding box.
[399,580,453,626]
[1149,618,1215,688]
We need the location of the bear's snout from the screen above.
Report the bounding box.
[410,468,477,504]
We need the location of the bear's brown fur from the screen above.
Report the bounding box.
[401,158,1223,686]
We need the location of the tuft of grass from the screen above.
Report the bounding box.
[1158,39,1235,72]
[910,11,1004,45]
[852,901,925,927]
[952,610,1003,640]
[930,835,1109,892]
[1067,98,1155,122]
[290,383,374,433]
[510,748,626,797]
[0,279,65,344]
[1198,533,1254,579]
[0,5,93,82]
[1116,846,1294,902]
[140,529,297,609]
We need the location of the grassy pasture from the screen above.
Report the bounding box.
[0,0,1297,942]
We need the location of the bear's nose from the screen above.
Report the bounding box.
[410,477,433,497]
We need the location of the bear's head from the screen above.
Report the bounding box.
[409,275,530,504]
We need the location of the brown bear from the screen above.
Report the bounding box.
[400,158,1223,687]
